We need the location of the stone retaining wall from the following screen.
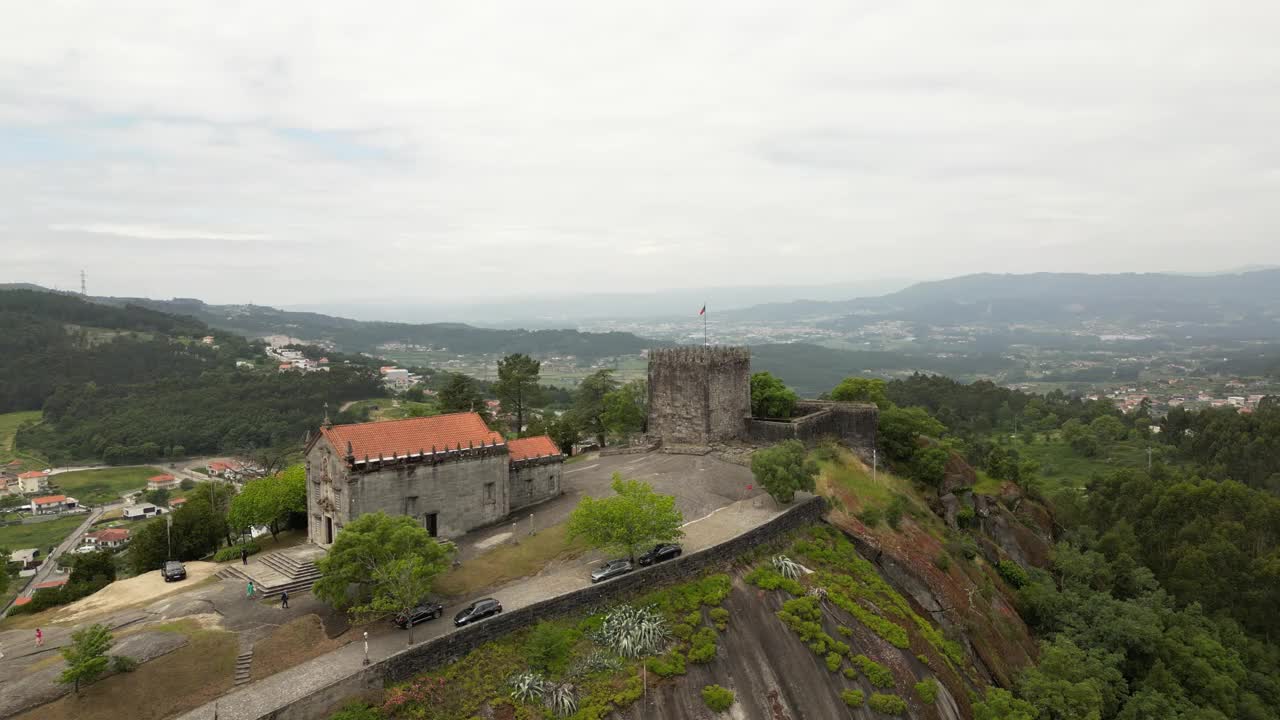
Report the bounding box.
[264,495,827,720]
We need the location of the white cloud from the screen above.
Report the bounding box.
[1,1,1278,305]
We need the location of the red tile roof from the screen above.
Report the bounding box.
[13,596,31,606]
[507,436,562,462]
[87,528,131,542]
[320,412,504,461]
[34,578,69,590]
[33,494,68,505]
[148,474,176,482]
[18,471,46,479]
[170,497,187,505]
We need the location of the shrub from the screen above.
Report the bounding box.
[837,625,853,637]
[545,681,577,717]
[646,650,686,677]
[853,654,896,688]
[842,666,857,679]
[841,689,865,707]
[683,610,703,627]
[508,671,547,703]
[825,652,842,672]
[914,678,938,704]
[932,553,951,571]
[688,627,718,664]
[213,542,261,563]
[869,693,908,715]
[672,623,693,641]
[885,495,910,530]
[997,560,1029,589]
[110,655,138,673]
[594,604,670,658]
[525,621,579,675]
[569,651,623,677]
[745,566,804,595]
[957,506,976,528]
[701,685,735,712]
[709,607,729,631]
[857,507,883,527]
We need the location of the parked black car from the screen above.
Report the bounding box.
[637,543,683,566]
[161,560,187,582]
[591,559,635,583]
[453,598,502,627]
[394,601,444,629]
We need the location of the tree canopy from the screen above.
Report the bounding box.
[750,372,798,418]
[750,440,818,504]
[567,475,683,562]
[313,512,454,622]
[573,370,619,447]
[227,465,306,540]
[830,376,889,408]
[494,353,543,433]
[602,379,648,438]
[59,623,113,692]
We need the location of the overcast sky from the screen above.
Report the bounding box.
[2,2,1278,306]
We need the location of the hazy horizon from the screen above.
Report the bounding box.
[4,2,1279,305]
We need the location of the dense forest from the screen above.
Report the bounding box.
[1,289,384,464]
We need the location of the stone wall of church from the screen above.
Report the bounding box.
[349,452,510,540]
[508,459,562,511]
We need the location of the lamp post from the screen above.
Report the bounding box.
[363,631,370,665]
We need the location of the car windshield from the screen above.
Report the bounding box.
[165,562,182,569]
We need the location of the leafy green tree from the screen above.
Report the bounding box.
[128,494,226,574]
[973,688,1037,720]
[751,372,798,418]
[831,377,890,408]
[313,512,454,630]
[1017,637,1126,720]
[567,475,683,562]
[573,370,619,447]
[602,380,648,438]
[494,353,543,433]
[750,440,818,503]
[527,412,581,454]
[911,446,949,488]
[438,373,489,419]
[227,466,306,541]
[143,488,170,507]
[1089,415,1127,443]
[0,494,25,510]
[878,406,945,462]
[59,624,113,692]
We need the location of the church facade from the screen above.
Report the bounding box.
[304,412,562,545]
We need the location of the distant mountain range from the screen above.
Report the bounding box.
[723,270,1280,329]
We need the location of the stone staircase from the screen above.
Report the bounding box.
[254,550,322,598]
[234,650,254,685]
[215,565,247,581]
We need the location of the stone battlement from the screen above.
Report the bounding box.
[647,345,751,366]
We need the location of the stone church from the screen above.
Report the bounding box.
[304,412,562,545]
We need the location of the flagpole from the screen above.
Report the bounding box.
[703,302,708,347]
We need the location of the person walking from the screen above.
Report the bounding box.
[241,546,248,566]
[246,580,255,599]
[280,590,289,609]
[35,628,43,647]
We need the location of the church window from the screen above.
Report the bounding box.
[484,482,495,502]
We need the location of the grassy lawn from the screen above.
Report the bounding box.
[0,410,46,472]
[16,623,238,720]
[49,466,165,505]
[252,614,347,680]
[433,522,588,598]
[818,453,898,508]
[971,470,1002,496]
[0,515,85,551]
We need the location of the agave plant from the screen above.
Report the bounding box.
[805,585,828,602]
[594,604,671,658]
[569,650,624,677]
[507,671,548,703]
[545,681,578,717]
[773,554,804,580]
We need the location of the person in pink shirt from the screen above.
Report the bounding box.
[35,628,43,647]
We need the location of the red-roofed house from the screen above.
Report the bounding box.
[33,577,69,591]
[147,474,180,490]
[13,596,32,607]
[17,470,49,494]
[32,494,78,514]
[169,497,187,507]
[84,527,131,548]
[304,413,561,545]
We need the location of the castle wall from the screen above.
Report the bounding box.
[746,401,879,447]
[647,346,751,445]
[508,458,562,511]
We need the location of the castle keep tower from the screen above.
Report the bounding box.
[647,346,751,446]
